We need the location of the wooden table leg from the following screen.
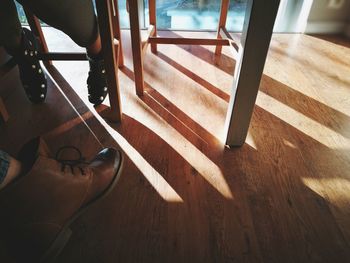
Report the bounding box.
[224,0,280,146]
[215,0,230,56]
[95,0,123,122]
[128,0,145,96]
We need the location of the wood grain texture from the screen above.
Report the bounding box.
[1,30,350,263]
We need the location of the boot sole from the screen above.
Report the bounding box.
[40,150,124,263]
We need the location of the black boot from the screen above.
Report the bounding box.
[8,28,47,104]
[87,53,108,106]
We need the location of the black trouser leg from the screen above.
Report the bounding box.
[1,0,98,49]
[0,0,22,49]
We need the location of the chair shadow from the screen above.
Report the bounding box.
[46,65,263,263]
[45,36,350,262]
[0,64,89,156]
[260,75,350,139]
[114,66,350,261]
[2,49,350,262]
[139,66,350,181]
[56,29,350,261]
[151,44,350,140]
[152,51,230,102]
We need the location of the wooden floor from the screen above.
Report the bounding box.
[1,30,350,263]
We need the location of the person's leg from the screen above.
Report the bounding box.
[17,0,108,105]
[0,0,47,104]
[17,0,99,52]
[0,150,22,190]
[0,0,22,51]
[0,0,101,54]
[87,34,102,57]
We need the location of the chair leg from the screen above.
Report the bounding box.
[149,0,157,53]
[215,0,230,56]
[23,9,52,67]
[112,0,124,67]
[95,0,123,122]
[128,0,145,96]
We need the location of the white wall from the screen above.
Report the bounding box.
[274,0,309,32]
[306,0,350,33]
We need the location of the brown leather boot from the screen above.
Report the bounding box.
[0,145,123,263]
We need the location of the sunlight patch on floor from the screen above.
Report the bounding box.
[101,120,184,203]
[45,65,181,202]
[110,129,184,203]
[302,177,350,208]
[265,35,350,117]
[256,91,350,149]
[164,43,234,84]
[133,97,234,200]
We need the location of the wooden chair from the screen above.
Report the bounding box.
[127,0,238,96]
[127,0,281,146]
[21,0,280,148]
[23,0,124,122]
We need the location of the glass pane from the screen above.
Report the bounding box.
[15,2,28,24]
[145,0,247,31]
[227,0,247,32]
[118,0,130,28]
[15,0,308,33]
[93,0,130,28]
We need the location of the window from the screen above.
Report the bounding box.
[145,0,247,31]
[15,0,309,33]
[15,2,27,24]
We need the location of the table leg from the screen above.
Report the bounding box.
[224,0,280,146]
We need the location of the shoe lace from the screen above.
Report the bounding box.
[55,146,89,175]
